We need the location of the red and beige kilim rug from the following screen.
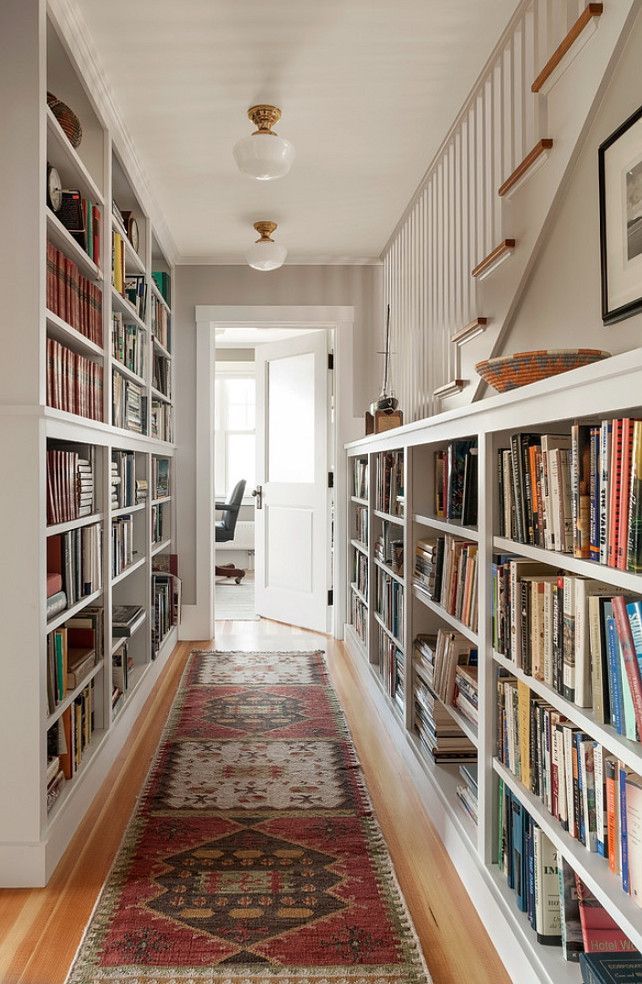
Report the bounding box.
[67,649,431,983]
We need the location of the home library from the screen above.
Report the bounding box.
[0,2,179,887]
[345,350,642,984]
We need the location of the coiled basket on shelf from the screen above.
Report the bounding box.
[475,348,610,393]
[47,92,82,148]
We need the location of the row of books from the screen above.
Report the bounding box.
[46,446,95,526]
[374,524,403,574]
[46,607,102,714]
[152,570,180,656]
[375,450,404,517]
[152,352,171,398]
[122,275,148,320]
[374,629,404,711]
[152,503,167,544]
[498,778,642,978]
[112,371,147,433]
[352,458,368,500]
[456,764,478,825]
[352,550,367,598]
[351,592,367,645]
[152,457,170,499]
[414,640,476,762]
[56,190,101,266]
[112,313,146,379]
[46,339,103,421]
[151,294,171,350]
[152,270,171,305]
[46,243,103,345]
[376,570,404,641]
[46,678,96,807]
[434,441,478,525]
[415,629,477,708]
[498,421,642,573]
[353,505,368,546]
[413,535,479,632]
[493,559,642,733]
[112,638,134,717]
[151,399,173,443]
[47,525,102,617]
[498,672,642,903]
[112,515,136,578]
[111,451,147,510]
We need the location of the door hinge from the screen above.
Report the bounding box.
[327,589,333,606]
[328,352,334,370]
[328,471,334,488]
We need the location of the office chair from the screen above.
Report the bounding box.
[215,479,247,583]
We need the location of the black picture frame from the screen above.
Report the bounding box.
[599,103,642,325]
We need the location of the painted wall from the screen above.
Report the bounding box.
[175,263,382,602]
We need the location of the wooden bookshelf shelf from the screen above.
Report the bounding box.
[374,556,405,586]
[373,509,405,525]
[46,209,102,281]
[46,108,104,206]
[46,310,104,359]
[46,659,105,729]
[438,696,477,747]
[46,589,103,634]
[531,3,603,94]
[498,139,553,197]
[412,582,478,645]
[111,502,146,517]
[110,286,146,331]
[151,495,172,507]
[350,495,368,506]
[111,554,146,587]
[152,335,172,359]
[112,359,146,388]
[471,239,515,279]
[151,386,172,404]
[151,537,172,557]
[374,612,404,651]
[414,513,480,541]
[350,537,368,556]
[47,512,104,536]
[493,534,642,593]
[350,582,368,607]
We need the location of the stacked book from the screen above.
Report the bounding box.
[111,450,147,509]
[153,352,171,397]
[434,440,478,525]
[454,665,478,726]
[419,629,477,706]
[112,312,146,379]
[375,450,404,517]
[112,604,146,638]
[456,764,478,825]
[151,294,170,349]
[152,457,170,499]
[46,339,103,420]
[498,420,642,573]
[498,778,640,966]
[46,446,95,525]
[56,190,101,265]
[113,371,146,433]
[112,515,135,577]
[376,570,404,641]
[353,458,368,499]
[46,526,102,616]
[151,400,173,443]
[351,592,367,645]
[46,607,102,714]
[413,635,476,762]
[374,524,403,573]
[46,243,103,345]
[47,679,96,790]
[413,534,478,632]
[493,558,642,720]
[375,628,404,711]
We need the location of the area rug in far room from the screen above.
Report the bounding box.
[66,649,432,983]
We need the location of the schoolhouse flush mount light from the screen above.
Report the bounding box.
[233,105,295,181]
[245,221,287,271]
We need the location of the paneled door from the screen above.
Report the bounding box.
[254,330,330,632]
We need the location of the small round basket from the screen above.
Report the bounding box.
[475,348,610,393]
[47,92,82,148]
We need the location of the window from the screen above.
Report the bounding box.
[215,365,256,500]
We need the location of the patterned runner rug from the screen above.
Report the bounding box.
[67,650,431,983]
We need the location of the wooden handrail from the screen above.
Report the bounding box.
[471,240,515,279]
[531,4,603,93]
[498,140,553,197]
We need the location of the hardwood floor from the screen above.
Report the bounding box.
[0,620,510,984]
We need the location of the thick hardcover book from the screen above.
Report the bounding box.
[575,874,636,953]
[625,772,642,909]
[600,420,612,565]
[590,426,601,562]
[618,419,636,571]
[533,826,562,944]
[627,420,642,573]
[579,952,642,982]
[609,420,624,568]
[559,856,583,961]
[612,596,642,741]
[572,423,592,559]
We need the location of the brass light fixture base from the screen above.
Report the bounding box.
[253,221,278,242]
[248,105,282,134]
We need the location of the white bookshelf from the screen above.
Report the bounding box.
[345,349,642,984]
[0,4,179,887]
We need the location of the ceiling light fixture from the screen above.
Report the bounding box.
[233,105,295,181]
[245,221,287,271]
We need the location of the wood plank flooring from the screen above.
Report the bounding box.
[0,620,510,984]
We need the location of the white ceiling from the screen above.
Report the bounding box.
[216,326,318,348]
[79,0,518,264]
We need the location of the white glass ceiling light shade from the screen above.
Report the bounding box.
[233,105,295,181]
[245,221,287,271]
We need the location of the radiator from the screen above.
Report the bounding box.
[217,520,255,551]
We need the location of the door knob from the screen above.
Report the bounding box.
[251,485,263,509]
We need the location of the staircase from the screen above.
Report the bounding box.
[382,0,639,418]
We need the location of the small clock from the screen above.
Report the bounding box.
[128,216,140,253]
[47,164,62,212]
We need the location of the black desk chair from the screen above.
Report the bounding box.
[215,479,247,584]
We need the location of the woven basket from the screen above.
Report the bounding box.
[475,348,610,393]
[47,92,82,149]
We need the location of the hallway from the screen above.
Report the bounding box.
[0,623,507,983]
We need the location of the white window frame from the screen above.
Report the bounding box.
[214,360,256,504]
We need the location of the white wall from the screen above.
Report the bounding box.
[175,263,382,603]
[494,9,642,368]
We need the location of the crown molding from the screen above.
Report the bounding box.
[176,255,383,267]
[47,0,179,265]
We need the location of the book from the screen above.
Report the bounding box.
[533,826,562,944]
[625,772,642,909]
[579,952,642,982]
[559,855,584,961]
[575,874,636,953]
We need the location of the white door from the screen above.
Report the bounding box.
[254,330,330,632]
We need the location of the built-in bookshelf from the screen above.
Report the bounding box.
[345,350,642,983]
[0,9,179,887]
